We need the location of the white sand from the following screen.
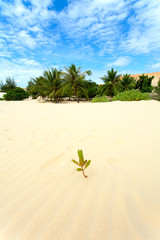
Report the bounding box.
[0,99,160,240]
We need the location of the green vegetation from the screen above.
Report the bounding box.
[155,88,160,101]
[112,89,151,101]
[72,150,91,178]
[0,77,17,92]
[26,66,156,102]
[152,79,160,101]
[26,80,40,99]
[62,64,92,103]
[91,96,110,102]
[97,84,104,96]
[26,65,92,103]
[80,80,98,99]
[27,68,63,102]
[136,74,153,93]
[3,87,29,101]
[0,98,4,101]
[100,68,121,97]
[119,74,136,92]
[1,66,155,102]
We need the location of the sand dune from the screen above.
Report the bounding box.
[0,100,160,240]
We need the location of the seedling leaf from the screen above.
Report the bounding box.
[84,160,91,169]
[72,159,80,166]
[83,160,87,166]
[76,168,82,171]
[78,149,84,165]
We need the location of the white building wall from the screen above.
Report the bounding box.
[0,92,6,98]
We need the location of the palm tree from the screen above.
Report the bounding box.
[27,76,46,98]
[62,64,92,103]
[42,68,63,102]
[101,68,121,97]
[119,74,136,92]
[30,68,63,102]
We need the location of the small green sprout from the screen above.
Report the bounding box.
[72,149,91,178]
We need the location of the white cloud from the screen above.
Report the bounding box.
[0,0,160,86]
[107,57,131,67]
[57,0,160,56]
[0,0,58,55]
[0,58,43,87]
[1,0,159,58]
[58,0,128,49]
[16,58,41,66]
[122,0,160,53]
[1,0,56,27]
[151,63,160,69]
[18,31,37,49]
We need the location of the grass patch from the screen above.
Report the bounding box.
[112,89,151,101]
[91,96,110,102]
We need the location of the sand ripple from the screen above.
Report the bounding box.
[0,100,160,240]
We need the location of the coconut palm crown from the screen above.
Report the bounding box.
[62,64,92,103]
[43,68,62,101]
[119,74,136,91]
[31,68,62,102]
[101,68,121,97]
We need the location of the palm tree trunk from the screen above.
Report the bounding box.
[75,90,79,103]
[76,96,79,103]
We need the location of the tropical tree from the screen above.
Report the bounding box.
[100,68,121,97]
[42,68,63,102]
[27,68,63,102]
[97,84,104,96]
[62,64,92,103]
[79,80,98,99]
[119,74,136,92]
[0,77,17,92]
[136,74,154,93]
[27,76,47,98]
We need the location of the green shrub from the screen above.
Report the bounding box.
[0,97,4,101]
[0,77,17,92]
[91,96,110,102]
[153,86,160,101]
[135,74,153,93]
[112,89,151,101]
[3,87,29,101]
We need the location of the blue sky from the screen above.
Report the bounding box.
[0,0,160,87]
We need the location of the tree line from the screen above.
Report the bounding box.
[0,64,156,102]
[26,65,154,102]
